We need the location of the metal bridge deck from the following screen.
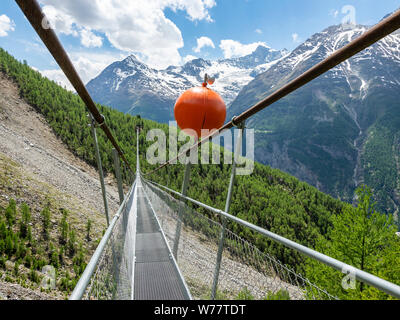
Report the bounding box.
[133,181,190,300]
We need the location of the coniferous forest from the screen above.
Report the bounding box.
[0,47,399,299]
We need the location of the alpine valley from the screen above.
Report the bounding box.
[87,17,400,218]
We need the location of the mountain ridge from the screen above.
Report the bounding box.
[88,15,400,217]
[86,45,288,122]
[228,22,400,216]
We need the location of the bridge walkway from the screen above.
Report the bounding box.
[133,177,191,300]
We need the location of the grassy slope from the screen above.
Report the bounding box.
[0,153,105,299]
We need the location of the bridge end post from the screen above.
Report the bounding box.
[89,114,110,226]
[113,148,125,205]
[211,122,245,300]
[172,161,192,260]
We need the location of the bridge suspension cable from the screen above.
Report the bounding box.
[144,9,400,176]
[15,0,135,174]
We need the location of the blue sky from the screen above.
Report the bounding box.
[0,0,399,90]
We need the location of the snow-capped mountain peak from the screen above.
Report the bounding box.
[86,45,288,122]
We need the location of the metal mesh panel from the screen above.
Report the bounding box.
[83,185,137,300]
[134,181,190,300]
[143,180,338,300]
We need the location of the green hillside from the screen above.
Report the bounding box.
[1,47,399,299]
[228,26,400,218]
[0,47,345,271]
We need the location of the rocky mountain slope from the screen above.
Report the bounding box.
[228,21,400,216]
[0,72,120,299]
[86,45,287,122]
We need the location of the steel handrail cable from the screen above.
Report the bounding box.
[144,9,400,176]
[69,180,137,300]
[15,0,135,174]
[143,177,400,299]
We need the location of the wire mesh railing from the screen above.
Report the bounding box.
[143,179,337,300]
[70,181,137,300]
[16,0,400,301]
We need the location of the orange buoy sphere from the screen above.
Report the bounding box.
[174,85,226,139]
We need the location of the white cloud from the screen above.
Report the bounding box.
[165,0,216,22]
[219,40,268,59]
[42,5,78,36]
[40,69,73,91]
[39,51,126,91]
[193,36,215,53]
[255,29,262,34]
[72,54,117,84]
[0,14,15,37]
[17,39,48,55]
[80,28,103,48]
[183,55,198,64]
[39,0,216,69]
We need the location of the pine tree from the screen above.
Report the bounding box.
[59,209,69,245]
[305,185,400,300]
[0,220,7,240]
[68,229,76,256]
[86,219,92,242]
[19,203,31,239]
[49,242,59,269]
[40,206,51,240]
[72,243,86,276]
[5,199,16,228]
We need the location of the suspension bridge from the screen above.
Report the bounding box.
[14,1,400,300]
